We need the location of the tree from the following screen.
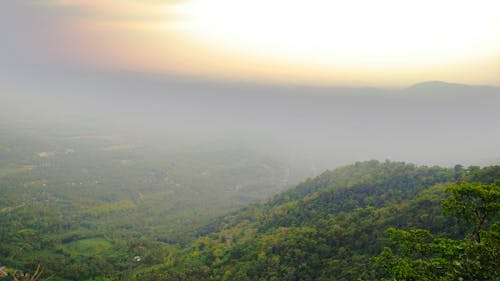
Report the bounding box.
[376,182,500,280]
[442,182,500,242]
[0,264,44,281]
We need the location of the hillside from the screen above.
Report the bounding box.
[1,159,498,280]
[134,161,499,281]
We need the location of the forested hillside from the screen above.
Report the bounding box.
[135,161,499,281]
[1,160,498,280]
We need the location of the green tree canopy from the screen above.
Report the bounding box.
[376,182,500,280]
[442,182,500,242]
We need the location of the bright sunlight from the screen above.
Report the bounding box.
[171,0,500,68]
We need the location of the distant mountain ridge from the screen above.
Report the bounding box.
[407,80,468,89]
[2,68,500,169]
[404,80,499,94]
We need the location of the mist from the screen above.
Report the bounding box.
[2,66,499,175]
[1,1,499,171]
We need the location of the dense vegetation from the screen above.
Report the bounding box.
[0,123,298,280]
[1,136,499,281]
[135,161,498,281]
[376,181,499,280]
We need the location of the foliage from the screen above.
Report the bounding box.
[137,160,465,280]
[442,182,500,242]
[376,182,500,280]
[0,125,297,280]
[2,138,499,281]
[0,264,44,281]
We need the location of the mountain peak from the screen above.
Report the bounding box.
[405,81,466,90]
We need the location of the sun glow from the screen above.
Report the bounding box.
[171,0,500,69]
[35,0,500,86]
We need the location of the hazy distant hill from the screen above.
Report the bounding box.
[2,69,499,169]
[405,80,498,93]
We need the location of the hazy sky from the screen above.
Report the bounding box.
[2,0,500,86]
[1,1,500,169]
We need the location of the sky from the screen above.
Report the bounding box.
[1,0,500,169]
[2,0,500,87]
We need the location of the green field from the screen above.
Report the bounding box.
[63,238,114,255]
